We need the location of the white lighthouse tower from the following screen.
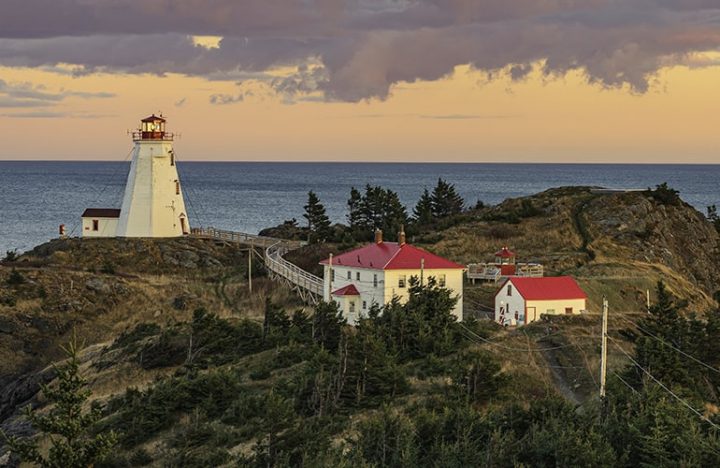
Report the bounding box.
[115,115,190,237]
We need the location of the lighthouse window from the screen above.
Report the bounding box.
[92,220,99,231]
[175,181,180,195]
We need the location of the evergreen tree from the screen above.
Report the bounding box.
[347,185,408,241]
[312,301,346,351]
[1,337,117,467]
[413,188,434,226]
[430,178,464,218]
[303,191,332,243]
[707,205,720,233]
[347,187,362,228]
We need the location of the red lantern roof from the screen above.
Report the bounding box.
[141,114,165,123]
[332,284,360,296]
[320,242,464,271]
[494,247,516,258]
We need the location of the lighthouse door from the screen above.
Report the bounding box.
[179,216,188,235]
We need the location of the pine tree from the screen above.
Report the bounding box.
[707,205,720,233]
[413,188,434,226]
[1,336,117,467]
[347,187,362,228]
[430,178,464,218]
[303,191,332,243]
[312,301,346,351]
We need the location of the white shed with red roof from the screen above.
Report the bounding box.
[495,276,587,326]
[320,230,465,323]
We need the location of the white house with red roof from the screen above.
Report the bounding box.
[320,229,465,323]
[495,276,588,326]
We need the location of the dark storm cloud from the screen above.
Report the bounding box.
[0,0,719,101]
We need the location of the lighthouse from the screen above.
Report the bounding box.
[80,115,190,238]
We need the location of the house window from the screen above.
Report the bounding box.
[347,271,352,280]
[373,274,378,288]
[398,275,406,288]
[439,274,446,287]
[514,311,519,320]
[331,270,335,281]
[175,180,180,195]
[565,307,573,315]
[507,285,512,296]
[349,301,356,314]
[92,220,99,231]
[356,272,361,281]
[363,301,367,310]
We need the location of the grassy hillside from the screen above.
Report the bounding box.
[1,186,719,466]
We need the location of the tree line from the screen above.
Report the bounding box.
[302,178,469,244]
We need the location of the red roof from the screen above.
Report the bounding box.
[141,114,165,122]
[320,242,464,271]
[332,284,360,296]
[499,276,587,301]
[495,247,515,258]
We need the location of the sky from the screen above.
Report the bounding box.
[0,0,719,163]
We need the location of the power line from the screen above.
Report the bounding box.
[608,335,720,431]
[612,370,639,394]
[459,323,578,352]
[615,315,720,376]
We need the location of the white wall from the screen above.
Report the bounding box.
[116,140,190,237]
[494,279,526,326]
[323,265,385,319]
[81,217,118,238]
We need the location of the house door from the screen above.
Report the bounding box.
[527,307,536,323]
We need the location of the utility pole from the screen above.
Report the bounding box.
[248,248,253,293]
[328,253,333,299]
[600,296,609,399]
[646,289,651,313]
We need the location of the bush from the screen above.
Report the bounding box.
[6,269,25,286]
[647,182,682,206]
[3,249,18,262]
[100,261,116,274]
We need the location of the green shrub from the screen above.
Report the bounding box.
[647,182,682,206]
[3,249,18,262]
[100,261,116,274]
[6,269,25,286]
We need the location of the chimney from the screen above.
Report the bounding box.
[375,229,383,244]
[398,225,406,246]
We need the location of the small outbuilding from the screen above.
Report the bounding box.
[81,208,120,237]
[495,276,587,326]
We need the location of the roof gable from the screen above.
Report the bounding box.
[319,242,464,271]
[499,276,587,301]
[332,284,360,296]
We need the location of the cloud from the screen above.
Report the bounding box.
[0,79,115,108]
[418,114,517,120]
[0,1,718,101]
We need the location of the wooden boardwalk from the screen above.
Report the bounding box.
[191,227,323,304]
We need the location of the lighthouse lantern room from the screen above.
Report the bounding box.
[80,114,191,238]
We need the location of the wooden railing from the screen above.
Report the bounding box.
[191,227,303,250]
[191,227,322,301]
[265,242,324,297]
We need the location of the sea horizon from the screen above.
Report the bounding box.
[1,161,718,255]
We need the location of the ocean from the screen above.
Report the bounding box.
[0,161,718,254]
